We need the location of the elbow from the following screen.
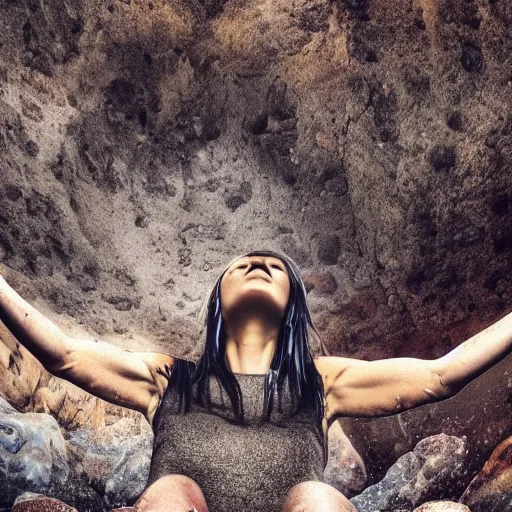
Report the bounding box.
[428,360,461,400]
[45,339,75,377]
[45,357,70,377]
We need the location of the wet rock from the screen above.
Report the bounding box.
[413,502,470,511]
[350,434,468,511]
[0,391,147,510]
[66,418,153,509]
[323,421,367,498]
[459,435,512,512]
[340,353,512,489]
[0,397,104,511]
[0,0,512,505]
[13,493,78,511]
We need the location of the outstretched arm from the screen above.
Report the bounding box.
[316,310,512,419]
[0,274,174,421]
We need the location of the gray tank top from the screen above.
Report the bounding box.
[148,371,326,512]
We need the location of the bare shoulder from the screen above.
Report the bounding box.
[134,351,175,396]
[314,355,351,372]
[131,352,175,427]
[313,355,357,392]
[137,351,175,373]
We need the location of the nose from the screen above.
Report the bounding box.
[246,259,272,277]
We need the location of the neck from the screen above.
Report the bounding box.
[224,317,279,374]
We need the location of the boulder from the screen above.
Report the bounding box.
[13,493,77,512]
[459,434,512,511]
[0,397,108,511]
[340,352,512,487]
[66,417,153,509]
[0,397,70,506]
[350,434,468,511]
[323,420,367,498]
[413,502,470,512]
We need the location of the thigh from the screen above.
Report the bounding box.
[133,474,208,512]
[282,480,358,512]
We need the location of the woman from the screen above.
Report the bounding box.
[1,249,512,512]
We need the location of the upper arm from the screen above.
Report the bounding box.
[315,355,450,419]
[50,336,174,420]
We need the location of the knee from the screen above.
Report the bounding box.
[134,474,208,512]
[282,480,358,512]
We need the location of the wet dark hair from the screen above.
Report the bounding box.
[165,249,325,434]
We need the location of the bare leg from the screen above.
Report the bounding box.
[132,475,208,512]
[282,481,358,512]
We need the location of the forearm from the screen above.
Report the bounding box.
[0,276,70,372]
[435,310,512,391]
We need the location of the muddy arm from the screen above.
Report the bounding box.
[316,310,512,419]
[0,274,173,418]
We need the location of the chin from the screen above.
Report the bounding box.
[228,292,286,320]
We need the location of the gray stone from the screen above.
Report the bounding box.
[459,434,512,512]
[413,502,470,511]
[66,418,153,509]
[323,421,367,498]
[0,397,109,511]
[0,397,70,506]
[350,434,468,511]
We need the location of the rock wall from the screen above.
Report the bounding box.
[0,0,511,360]
[1,0,512,509]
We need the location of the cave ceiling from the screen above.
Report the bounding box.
[0,0,511,362]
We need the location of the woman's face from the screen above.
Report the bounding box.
[220,255,291,325]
